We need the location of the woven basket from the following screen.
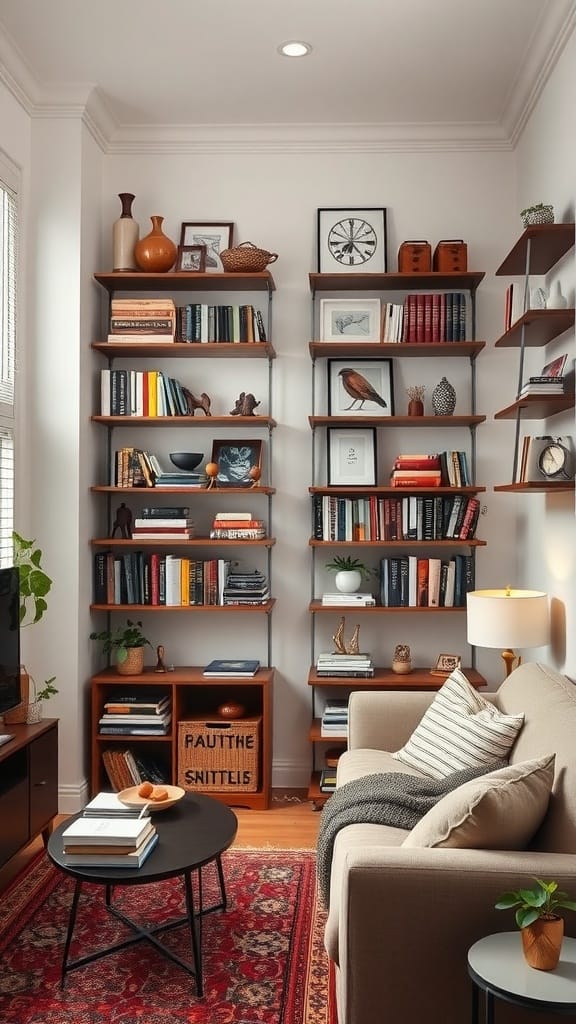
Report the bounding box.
[521,205,554,228]
[177,715,260,792]
[220,241,278,273]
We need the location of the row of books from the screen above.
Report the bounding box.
[94,552,233,606]
[100,369,200,417]
[102,746,169,792]
[175,303,267,344]
[99,693,172,735]
[382,292,467,343]
[379,553,474,608]
[316,651,374,678]
[320,698,349,737]
[312,493,481,542]
[209,511,266,540]
[61,809,158,868]
[111,448,205,490]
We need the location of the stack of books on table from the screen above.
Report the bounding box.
[98,692,172,736]
[222,569,270,605]
[132,508,195,540]
[108,297,176,344]
[61,811,158,868]
[316,652,375,678]
[321,592,376,607]
[519,376,569,397]
[320,699,349,738]
[209,512,266,540]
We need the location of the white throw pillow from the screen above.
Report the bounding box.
[402,754,555,849]
[392,668,524,779]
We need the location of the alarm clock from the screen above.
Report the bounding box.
[524,435,575,482]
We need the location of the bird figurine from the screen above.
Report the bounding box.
[338,368,387,411]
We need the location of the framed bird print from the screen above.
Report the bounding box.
[327,427,377,486]
[320,298,382,342]
[328,358,394,417]
[317,208,387,273]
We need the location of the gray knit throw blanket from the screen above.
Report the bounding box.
[316,759,506,907]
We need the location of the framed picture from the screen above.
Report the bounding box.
[210,438,262,488]
[430,653,462,677]
[175,244,206,273]
[539,354,567,378]
[327,427,377,486]
[179,222,234,272]
[320,298,382,342]
[317,207,387,273]
[328,358,394,417]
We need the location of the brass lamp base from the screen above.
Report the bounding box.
[501,649,522,678]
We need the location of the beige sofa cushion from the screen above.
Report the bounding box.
[402,754,555,850]
[393,668,524,778]
[337,748,426,787]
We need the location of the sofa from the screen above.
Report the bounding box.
[324,662,576,1024]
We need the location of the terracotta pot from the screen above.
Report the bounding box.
[134,215,177,273]
[116,646,145,676]
[408,399,424,417]
[521,916,564,971]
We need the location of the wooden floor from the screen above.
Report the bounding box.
[0,790,321,892]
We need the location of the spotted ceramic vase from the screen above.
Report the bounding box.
[432,376,456,416]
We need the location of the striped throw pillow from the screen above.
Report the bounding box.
[392,668,524,779]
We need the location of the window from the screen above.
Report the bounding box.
[0,163,17,567]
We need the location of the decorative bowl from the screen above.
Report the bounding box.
[117,784,185,812]
[169,452,203,471]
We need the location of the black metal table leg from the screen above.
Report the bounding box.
[61,879,82,988]
[471,981,479,1024]
[215,853,227,909]
[485,990,494,1024]
[184,868,203,996]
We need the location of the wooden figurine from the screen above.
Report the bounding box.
[111,502,133,538]
[154,644,167,673]
[182,387,212,416]
[230,392,261,416]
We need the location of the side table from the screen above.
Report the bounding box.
[468,932,576,1022]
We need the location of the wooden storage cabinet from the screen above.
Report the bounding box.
[0,720,58,867]
[493,224,575,493]
[307,270,487,805]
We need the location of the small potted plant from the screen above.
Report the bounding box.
[520,203,554,228]
[406,385,426,417]
[325,555,371,594]
[495,877,576,971]
[90,619,152,675]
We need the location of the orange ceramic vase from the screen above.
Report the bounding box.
[521,917,564,971]
[134,215,177,273]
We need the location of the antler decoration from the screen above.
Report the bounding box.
[332,617,361,655]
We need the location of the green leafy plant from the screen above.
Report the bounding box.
[90,619,151,665]
[35,677,58,702]
[325,555,372,581]
[520,203,551,217]
[12,531,58,702]
[495,878,576,928]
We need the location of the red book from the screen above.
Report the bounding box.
[150,553,160,605]
[423,294,433,342]
[431,293,442,342]
[417,559,429,607]
[415,294,426,343]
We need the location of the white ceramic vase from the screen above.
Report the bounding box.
[548,280,567,309]
[334,570,362,593]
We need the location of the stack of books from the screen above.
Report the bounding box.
[222,569,270,605]
[102,748,168,791]
[319,766,338,793]
[153,467,208,488]
[519,375,568,397]
[316,652,375,677]
[320,699,349,738]
[203,658,260,677]
[391,453,442,488]
[209,511,266,539]
[98,692,172,736]
[108,297,176,344]
[61,812,158,868]
[132,508,195,540]
[321,592,376,607]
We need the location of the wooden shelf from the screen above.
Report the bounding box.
[309,341,485,359]
[494,309,574,348]
[93,341,276,359]
[308,667,486,688]
[94,271,276,294]
[309,415,485,428]
[92,537,276,548]
[309,271,485,292]
[309,537,486,548]
[309,601,466,613]
[496,224,575,276]
[91,485,276,495]
[92,414,277,428]
[309,485,485,496]
[91,600,276,612]
[495,393,575,420]
[494,481,575,493]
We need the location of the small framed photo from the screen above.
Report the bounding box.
[328,358,394,417]
[320,298,382,342]
[539,354,567,378]
[327,427,377,486]
[179,222,234,272]
[175,244,206,273]
[317,207,387,273]
[210,438,263,488]
[431,653,462,677]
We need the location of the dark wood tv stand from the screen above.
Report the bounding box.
[0,718,58,869]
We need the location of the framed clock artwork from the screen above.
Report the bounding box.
[317,207,388,273]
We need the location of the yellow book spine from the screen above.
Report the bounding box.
[148,371,158,417]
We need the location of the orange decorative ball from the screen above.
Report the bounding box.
[206,462,218,477]
[249,465,261,485]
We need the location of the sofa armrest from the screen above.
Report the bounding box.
[336,846,576,1024]
[347,689,435,751]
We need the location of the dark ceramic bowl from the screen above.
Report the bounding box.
[169,452,203,471]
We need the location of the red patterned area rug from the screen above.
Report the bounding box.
[0,847,336,1024]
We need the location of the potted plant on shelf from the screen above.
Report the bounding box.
[325,555,371,594]
[90,619,152,675]
[495,877,576,971]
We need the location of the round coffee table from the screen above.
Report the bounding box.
[468,932,576,1022]
[48,792,237,996]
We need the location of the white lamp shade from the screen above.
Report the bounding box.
[466,589,550,650]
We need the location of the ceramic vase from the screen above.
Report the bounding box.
[432,377,456,416]
[521,917,564,971]
[112,193,139,272]
[548,280,568,309]
[134,215,177,273]
[334,570,362,594]
[408,399,424,416]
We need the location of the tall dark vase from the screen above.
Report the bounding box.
[112,192,139,272]
[134,215,177,273]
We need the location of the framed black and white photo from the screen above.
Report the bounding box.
[328,358,394,417]
[179,222,234,272]
[175,244,206,272]
[327,427,377,486]
[320,298,381,342]
[317,207,387,273]
[431,653,462,677]
[210,438,262,488]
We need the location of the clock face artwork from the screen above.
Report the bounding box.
[328,218,378,266]
[538,442,569,478]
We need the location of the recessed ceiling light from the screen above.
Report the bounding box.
[278,41,312,58]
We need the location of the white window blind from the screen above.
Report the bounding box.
[0,172,17,567]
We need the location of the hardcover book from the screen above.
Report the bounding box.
[202,658,260,677]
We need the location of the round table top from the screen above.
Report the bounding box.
[468,932,576,1009]
[48,792,238,885]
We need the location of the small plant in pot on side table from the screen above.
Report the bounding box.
[325,555,371,595]
[90,619,152,675]
[495,878,576,971]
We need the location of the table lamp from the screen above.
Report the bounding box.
[466,588,550,677]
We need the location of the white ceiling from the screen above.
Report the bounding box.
[0,0,574,146]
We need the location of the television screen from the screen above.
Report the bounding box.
[0,567,21,716]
